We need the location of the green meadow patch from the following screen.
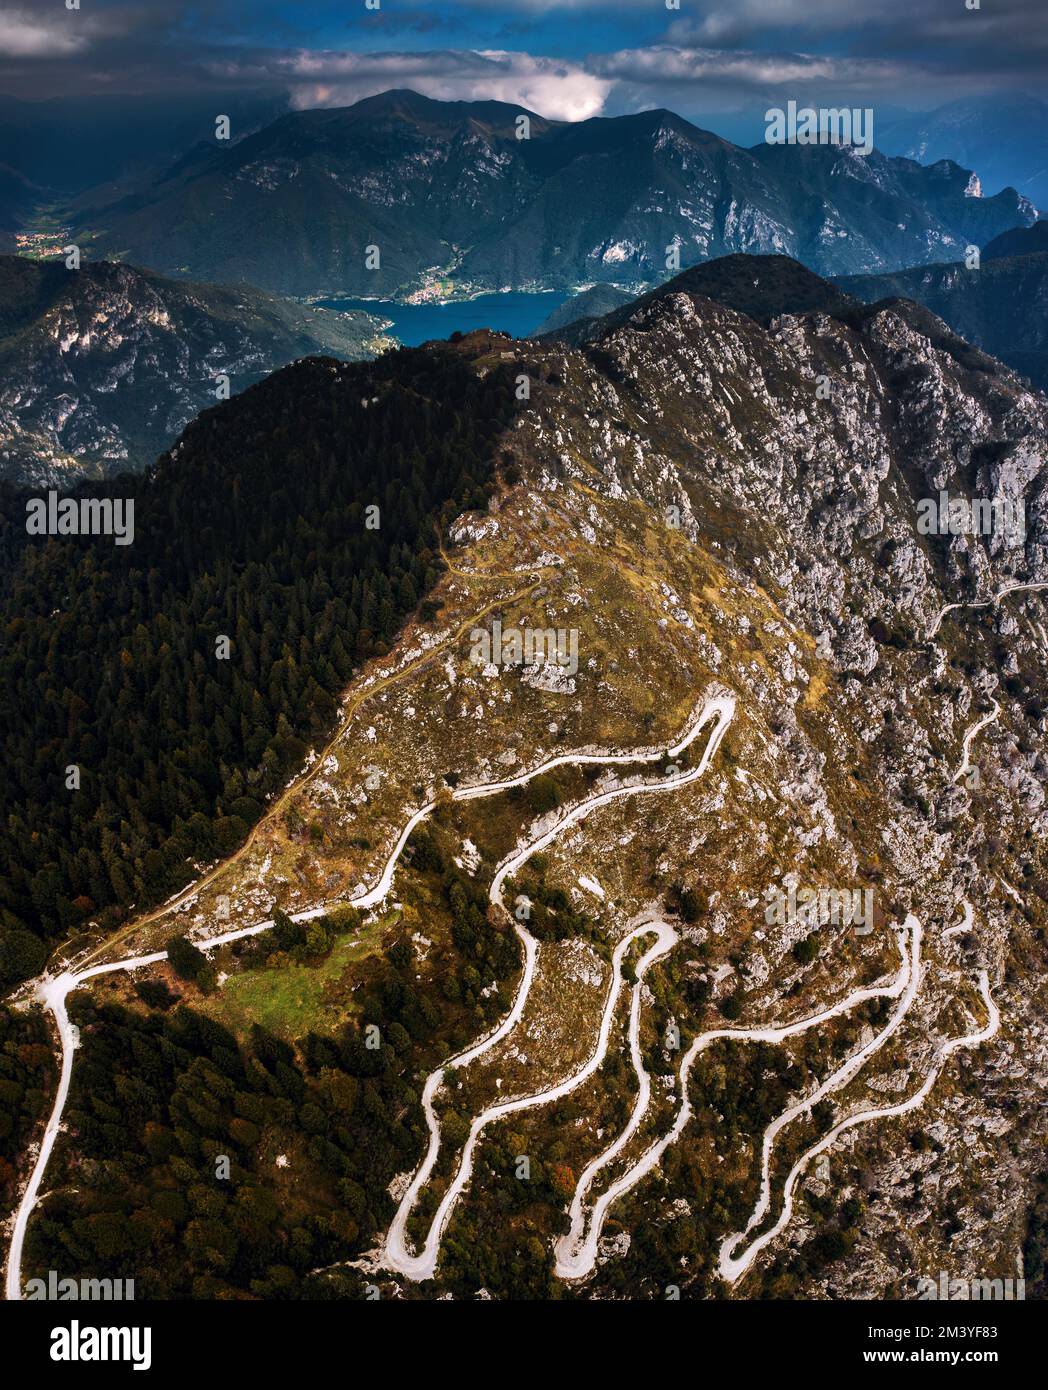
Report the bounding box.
[201,918,388,1041]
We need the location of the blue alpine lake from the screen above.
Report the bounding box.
[318,291,570,346]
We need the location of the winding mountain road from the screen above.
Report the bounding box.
[928,581,1048,639]
[555,919,921,1281]
[944,899,975,941]
[383,694,736,1279]
[4,692,735,1300]
[719,968,999,1283]
[951,700,1001,785]
[384,918,679,1281]
[3,672,1002,1297]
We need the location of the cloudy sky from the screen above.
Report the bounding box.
[2,0,1046,134]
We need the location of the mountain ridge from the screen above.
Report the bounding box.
[537,254,865,346]
[72,89,1036,299]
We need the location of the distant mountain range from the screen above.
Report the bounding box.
[837,225,1048,392]
[877,94,1048,204]
[70,89,1036,299]
[0,256,389,484]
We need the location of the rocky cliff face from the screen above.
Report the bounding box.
[0,256,389,484]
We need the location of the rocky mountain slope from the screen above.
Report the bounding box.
[0,256,390,484]
[837,245,1048,391]
[72,89,1035,299]
[10,254,1047,1300]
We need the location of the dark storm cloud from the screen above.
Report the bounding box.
[0,0,1043,117]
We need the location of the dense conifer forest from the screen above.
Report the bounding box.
[0,342,518,986]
